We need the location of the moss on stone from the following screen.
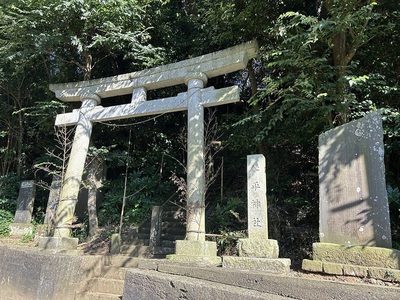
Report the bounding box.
[313,243,400,269]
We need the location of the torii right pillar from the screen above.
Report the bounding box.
[167,72,221,264]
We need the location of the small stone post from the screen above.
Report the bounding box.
[222,155,290,273]
[149,206,162,251]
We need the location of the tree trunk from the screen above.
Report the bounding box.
[16,111,24,175]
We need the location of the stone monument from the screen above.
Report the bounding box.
[223,154,290,273]
[42,41,258,257]
[9,180,35,236]
[303,111,400,282]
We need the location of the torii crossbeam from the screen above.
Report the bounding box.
[49,41,258,247]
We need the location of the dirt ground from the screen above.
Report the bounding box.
[1,235,399,289]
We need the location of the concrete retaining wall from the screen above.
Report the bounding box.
[123,268,289,300]
[0,245,105,300]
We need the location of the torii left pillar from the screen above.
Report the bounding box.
[39,95,100,249]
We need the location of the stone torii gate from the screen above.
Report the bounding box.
[46,41,258,259]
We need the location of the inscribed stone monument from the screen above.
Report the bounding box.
[247,154,268,240]
[9,180,35,236]
[302,112,399,280]
[319,111,392,248]
[236,155,278,258]
[223,154,290,273]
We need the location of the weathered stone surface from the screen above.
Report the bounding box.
[222,256,290,273]
[49,41,259,102]
[247,154,268,240]
[154,263,400,300]
[35,224,51,238]
[313,243,400,269]
[319,111,392,248]
[238,238,279,258]
[38,236,78,250]
[110,233,121,254]
[343,264,368,277]
[302,259,323,273]
[174,240,217,256]
[323,262,343,275]
[368,267,400,282]
[0,245,105,300]
[122,268,289,300]
[9,223,33,236]
[167,240,221,265]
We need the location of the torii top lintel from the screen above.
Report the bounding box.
[49,41,258,102]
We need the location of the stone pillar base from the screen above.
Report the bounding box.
[223,256,290,274]
[237,238,279,258]
[302,243,400,282]
[9,223,33,236]
[38,236,78,251]
[166,240,221,265]
[35,224,51,238]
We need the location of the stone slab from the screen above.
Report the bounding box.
[123,268,290,300]
[154,262,400,300]
[9,223,33,236]
[319,111,392,248]
[368,267,400,282]
[173,240,217,256]
[302,259,400,283]
[222,256,290,274]
[343,264,368,277]
[38,236,78,250]
[323,262,343,275]
[312,243,400,269]
[237,238,279,258]
[166,254,222,266]
[0,245,106,300]
[302,259,323,273]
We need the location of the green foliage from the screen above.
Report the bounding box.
[215,230,246,256]
[0,209,13,237]
[21,230,35,243]
[0,174,21,237]
[99,169,173,226]
[207,197,246,233]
